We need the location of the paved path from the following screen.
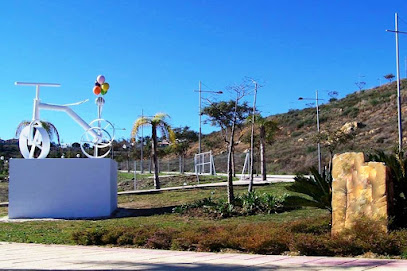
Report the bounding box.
[0,242,406,270]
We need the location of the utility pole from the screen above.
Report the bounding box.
[199,81,202,155]
[248,81,258,192]
[386,13,406,153]
[298,91,323,174]
[316,90,321,174]
[140,109,144,173]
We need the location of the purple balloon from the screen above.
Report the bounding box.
[97,75,105,84]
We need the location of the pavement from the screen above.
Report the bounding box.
[0,242,406,270]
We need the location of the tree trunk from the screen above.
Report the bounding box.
[182,154,185,174]
[227,134,235,203]
[151,126,160,189]
[260,126,267,181]
[227,96,239,204]
[231,148,236,177]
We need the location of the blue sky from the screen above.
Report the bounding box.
[0,1,406,143]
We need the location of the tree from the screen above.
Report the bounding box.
[131,113,175,189]
[355,81,366,91]
[316,127,354,171]
[171,126,198,173]
[72,142,80,148]
[15,121,60,146]
[328,91,339,103]
[245,114,278,191]
[202,100,251,176]
[203,82,252,203]
[384,73,395,82]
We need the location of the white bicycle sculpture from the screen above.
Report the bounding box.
[16,82,115,159]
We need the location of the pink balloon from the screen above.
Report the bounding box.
[97,75,105,84]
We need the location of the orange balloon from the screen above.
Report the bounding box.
[93,86,101,95]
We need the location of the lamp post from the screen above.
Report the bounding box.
[194,81,223,154]
[386,13,407,153]
[298,90,324,174]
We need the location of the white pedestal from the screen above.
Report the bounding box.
[9,158,117,219]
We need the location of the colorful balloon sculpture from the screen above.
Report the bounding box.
[93,75,110,96]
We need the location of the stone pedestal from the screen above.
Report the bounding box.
[9,158,117,219]
[332,152,392,234]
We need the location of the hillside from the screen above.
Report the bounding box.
[1,80,406,175]
[188,80,407,174]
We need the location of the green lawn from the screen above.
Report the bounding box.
[0,183,328,245]
[0,182,7,202]
[118,172,229,191]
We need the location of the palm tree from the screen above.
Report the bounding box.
[246,114,278,191]
[131,113,175,189]
[15,121,61,146]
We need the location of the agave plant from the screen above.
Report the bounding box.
[287,167,332,212]
[15,121,61,146]
[368,150,407,228]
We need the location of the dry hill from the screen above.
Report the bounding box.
[187,80,407,174]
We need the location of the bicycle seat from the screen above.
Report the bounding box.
[62,99,89,106]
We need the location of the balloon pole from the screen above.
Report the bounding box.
[92,75,110,158]
[95,97,105,158]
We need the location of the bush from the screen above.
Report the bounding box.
[70,215,407,257]
[174,191,288,218]
[288,167,332,212]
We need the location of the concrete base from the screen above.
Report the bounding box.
[9,158,117,219]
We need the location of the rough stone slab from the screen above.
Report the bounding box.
[332,152,391,234]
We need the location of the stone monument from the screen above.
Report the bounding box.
[332,152,392,234]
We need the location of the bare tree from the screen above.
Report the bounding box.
[355,81,366,91]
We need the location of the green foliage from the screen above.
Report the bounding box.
[202,100,252,132]
[306,146,317,153]
[173,190,288,218]
[15,121,60,146]
[341,106,359,118]
[368,150,407,228]
[288,167,332,212]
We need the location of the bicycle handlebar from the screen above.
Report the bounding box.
[15,82,61,87]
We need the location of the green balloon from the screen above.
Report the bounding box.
[101,88,108,95]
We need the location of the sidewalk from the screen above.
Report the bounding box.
[0,242,406,270]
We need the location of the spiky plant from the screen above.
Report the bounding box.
[287,167,332,212]
[15,121,61,146]
[131,113,175,189]
[368,150,407,228]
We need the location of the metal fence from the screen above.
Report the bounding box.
[117,152,257,175]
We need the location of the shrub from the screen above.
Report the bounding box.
[306,146,317,153]
[71,227,108,245]
[146,229,177,249]
[288,167,332,212]
[174,191,288,218]
[368,150,407,228]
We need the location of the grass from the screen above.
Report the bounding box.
[0,182,8,202]
[117,171,230,191]
[0,183,327,245]
[2,182,405,258]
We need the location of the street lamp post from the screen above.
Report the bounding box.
[194,81,223,154]
[299,90,324,174]
[386,13,407,153]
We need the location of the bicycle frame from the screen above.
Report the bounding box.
[16,82,98,143]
